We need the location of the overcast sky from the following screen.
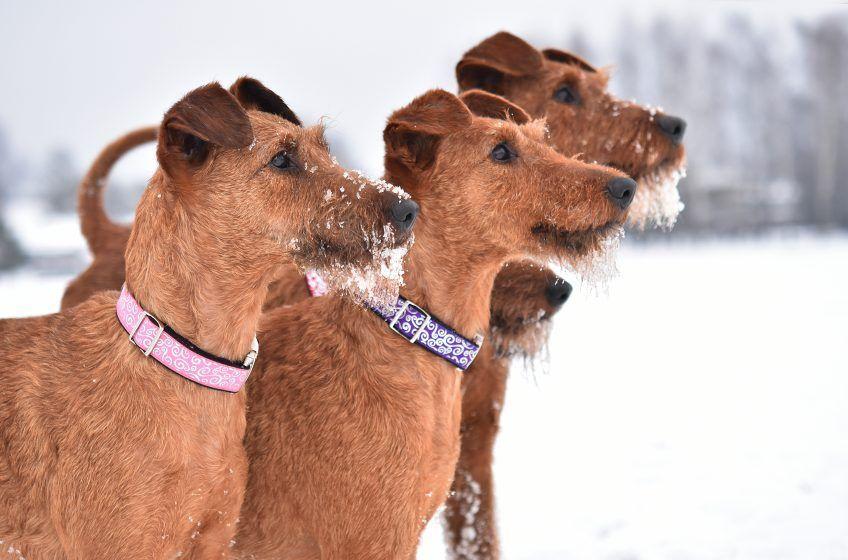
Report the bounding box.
[0,0,839,184]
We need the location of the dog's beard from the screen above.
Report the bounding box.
[531,221,624,290]
[628,162,687,231]
[288,171,414,310]
[296,225,412,312]
[491,311,552,360]
[490,314,554,382]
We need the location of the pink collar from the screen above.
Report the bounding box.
[115,285,257,393]
[304,269,329,297]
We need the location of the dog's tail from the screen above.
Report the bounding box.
[78,126,157,255]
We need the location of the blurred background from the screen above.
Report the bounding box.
[0,1,846,559]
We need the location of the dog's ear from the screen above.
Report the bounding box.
[229,76,302,126]
[542,48,597,73]
[456,31,543,94]
[383,90,472,184]
[459,90,531,125]
[157,82,253,180]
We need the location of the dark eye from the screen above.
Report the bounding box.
[490,142,518,163]
[269,151,295,170]
[553,85,580,105]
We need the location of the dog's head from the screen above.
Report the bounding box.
[151,78,416,303]
[489,261,570,359]
[383,89,633,276]
[457,31,687,229]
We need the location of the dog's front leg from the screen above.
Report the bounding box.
[443,349,507,560]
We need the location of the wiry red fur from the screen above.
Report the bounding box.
[53,40,670,558]
[234,89,630,559]
[0,78,406,559]
[458,31,687,230]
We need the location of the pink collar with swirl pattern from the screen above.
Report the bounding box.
[115,285,258,393]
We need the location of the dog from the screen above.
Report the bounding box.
[446,32,690,559]
[0,77,414,559]
[457,31,687,231]
[233,89,634,559]
[443,262,571,559]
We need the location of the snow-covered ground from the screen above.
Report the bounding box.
[1,213,846,559]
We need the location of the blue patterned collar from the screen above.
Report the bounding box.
[370,296,484,371]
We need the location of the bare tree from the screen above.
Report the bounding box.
[41,147,81,214]
[0,126,25,269]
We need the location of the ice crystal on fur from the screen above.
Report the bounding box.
[574,224,624,289]
[533,221,624,292]
[444,469,485,560]
[629,165,687,230]
[317,228,412,311]
[285,169,414,309]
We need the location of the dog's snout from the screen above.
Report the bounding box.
[545,279,572,308]
[655,113,687,144]
[606,177,638,210]
[389,199,420,234]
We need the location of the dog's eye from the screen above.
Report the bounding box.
[553,85,580,105]
[269,152,295,170]
[491,142,518,163]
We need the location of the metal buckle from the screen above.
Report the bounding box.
[128,311,164,357]
[243,336,259,370]
[389,300,431,344]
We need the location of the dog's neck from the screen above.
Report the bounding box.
[123,175,278,362]
[392,184,509,341]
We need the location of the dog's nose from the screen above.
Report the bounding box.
[545,279,572,308]
[655,113,687,144]
[389,199,419,234]
[606,177,638,210]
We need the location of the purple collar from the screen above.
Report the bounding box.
[304,272,483,370]
[369,296,483,371]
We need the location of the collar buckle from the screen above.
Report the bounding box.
[243,337,260,369]
[128,310,164,357]
[389,300,432,344]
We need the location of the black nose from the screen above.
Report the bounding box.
[655,113,687,144]
[545,279,573,308]
[606,177,638,210]
[389,198,419,234]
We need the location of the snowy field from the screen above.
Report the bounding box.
[1,212,847,559]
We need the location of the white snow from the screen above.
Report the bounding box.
[417,234,848,559]
[4,200,87,256]
[1,233,846,560]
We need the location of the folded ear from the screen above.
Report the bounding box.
[456,31,544,94]
[383,90,472,184]
[157,82,253,180]
[542,48,597,73]
[229,76,301,126]
[459,90,531,125]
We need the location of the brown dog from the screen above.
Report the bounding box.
[0,78,413,559]
[457,31,687,230]
[233,89,633,559]
[445,32,690,560]
[443,262,570,559]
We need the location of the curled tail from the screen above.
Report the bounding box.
[78,125,157,256]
